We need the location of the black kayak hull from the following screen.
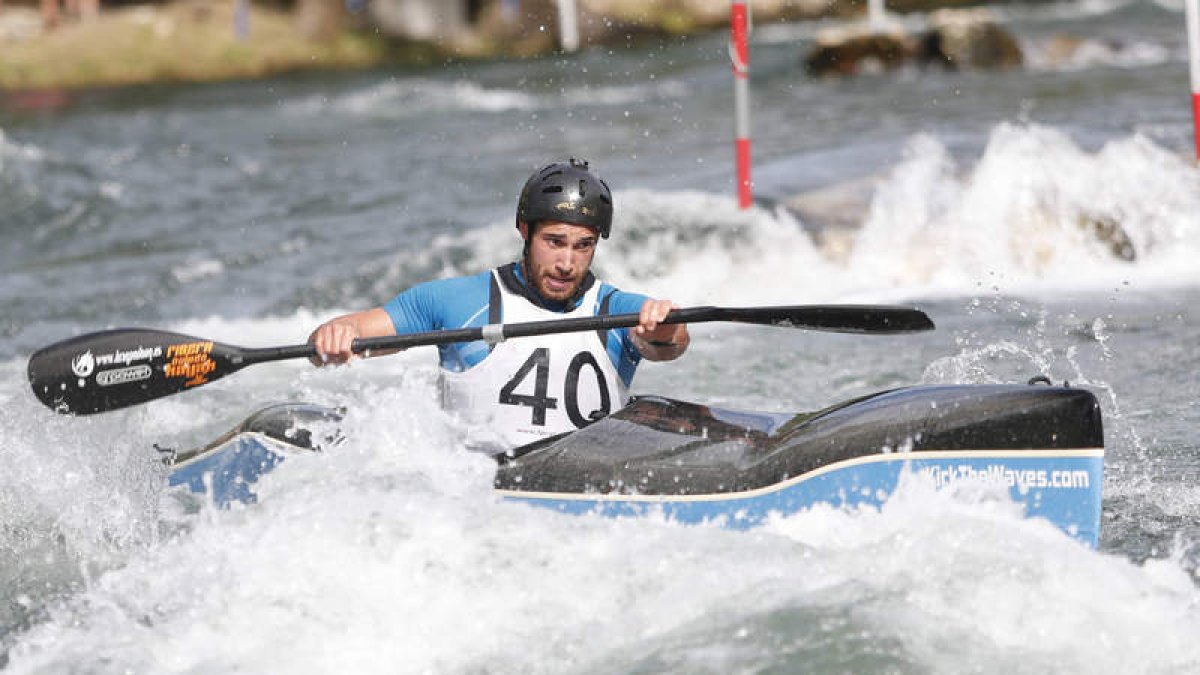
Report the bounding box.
[494,384,1104,545]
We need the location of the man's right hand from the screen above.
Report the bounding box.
[308,320,360,366]
[307,308,397,367]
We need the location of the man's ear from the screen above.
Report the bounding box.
[517,221,530,239]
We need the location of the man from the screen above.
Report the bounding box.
[309,158,689,453]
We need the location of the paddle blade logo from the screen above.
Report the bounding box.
[164,341,216,387]
[97,364,153,387]
[71,351,95,378]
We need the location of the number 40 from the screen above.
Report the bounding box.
[498,348,612,428]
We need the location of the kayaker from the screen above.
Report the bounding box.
[308,158,690,453]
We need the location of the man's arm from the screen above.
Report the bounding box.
[630,298,690,362]
[308,307,397,366]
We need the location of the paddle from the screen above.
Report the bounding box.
[28,304,934,415]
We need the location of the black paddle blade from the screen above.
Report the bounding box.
[28,328,248,415]
[720,305,935,334]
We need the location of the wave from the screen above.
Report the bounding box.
[4,411,1198,673]
[263,121,1200,325]
[336,122,1199,314]
[284,77,692,120]
[0,129,53,239]
[617,124,1200,300]
[0,128,48,166]
[846,125,1200,293]
[1021,34,1177,72]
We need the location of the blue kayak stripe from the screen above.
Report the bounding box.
[498,449,1105,547]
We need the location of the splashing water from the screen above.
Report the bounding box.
[849,125,1200,293]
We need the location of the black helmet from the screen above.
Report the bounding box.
[516,158,613,238]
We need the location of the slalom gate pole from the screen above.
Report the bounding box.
[1188,0,1200,161]
[731,1,752,208]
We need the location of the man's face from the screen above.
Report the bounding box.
[519,220,599,302]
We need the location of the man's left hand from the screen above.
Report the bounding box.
[634,298,689,361]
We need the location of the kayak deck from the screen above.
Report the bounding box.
[495,386,1104,544]
[496,385,1102,494]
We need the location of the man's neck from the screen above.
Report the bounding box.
[510,260,584,312]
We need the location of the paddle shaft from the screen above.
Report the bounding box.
[241,305,932,367]
[244,307,701,365]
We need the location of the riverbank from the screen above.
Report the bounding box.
[1,0,842,93]
[0,0,1049,94]
[0,1,399,92]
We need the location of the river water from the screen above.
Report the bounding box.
[2,0,1199,672]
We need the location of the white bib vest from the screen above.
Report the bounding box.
[440,268,628,454]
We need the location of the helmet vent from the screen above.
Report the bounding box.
[542,185,563,194]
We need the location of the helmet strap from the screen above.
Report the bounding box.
[520,220,535,271]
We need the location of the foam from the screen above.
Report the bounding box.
[5,433,1200,673]
[283,77,691,120]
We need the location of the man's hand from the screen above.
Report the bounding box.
[633,298,690,362]
[308,320,360,366]
[307,308,397,367]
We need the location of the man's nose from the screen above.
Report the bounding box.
[555,249,578,271]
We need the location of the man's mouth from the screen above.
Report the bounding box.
[544,275,574,294]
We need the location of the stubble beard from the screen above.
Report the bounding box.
[524,256,584,303]
[535,266,582,302]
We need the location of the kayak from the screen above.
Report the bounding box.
[164,403,344,505]
[165,382,1105,546]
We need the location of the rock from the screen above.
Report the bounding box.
[804,7,1023,77]
[804,23,917,77]
[1080,213,1136,262]
[919,8,1022,70]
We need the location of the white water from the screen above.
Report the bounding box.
[4,396,1198,673]
[848,125,1200,294]
[4,119,1200,671]
[284,78,694,119]
[360,124,1200,307]
[4,334,1200,674]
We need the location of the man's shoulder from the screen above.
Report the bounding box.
[407,269,493,300]
[386,269,496,332]
[597,282,649,314]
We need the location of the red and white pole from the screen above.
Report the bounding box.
[731,1,752,208]
[1187,0,1200,161]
